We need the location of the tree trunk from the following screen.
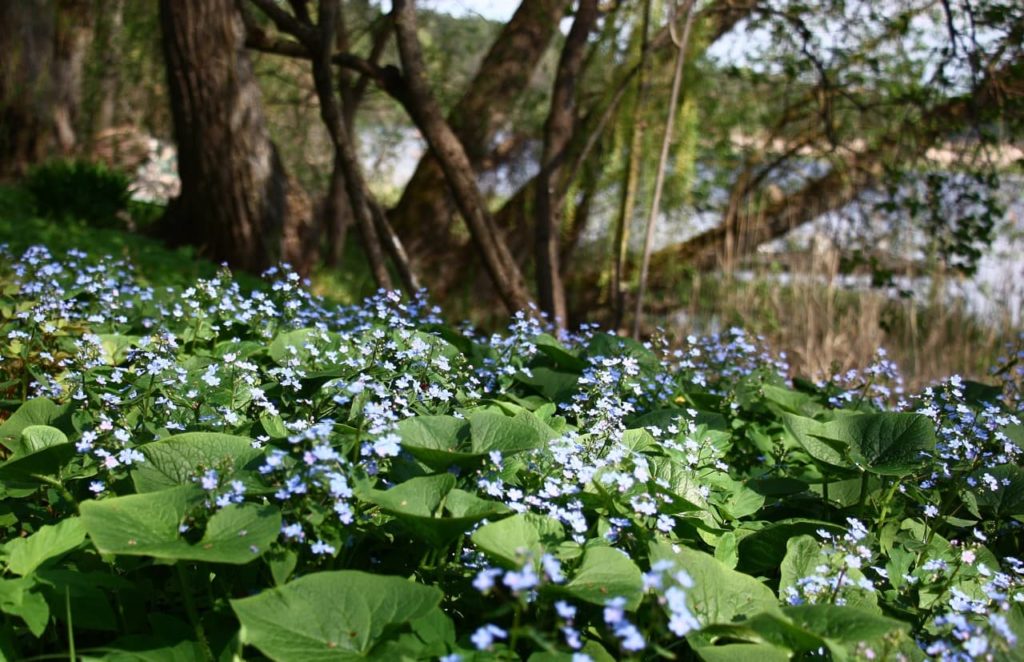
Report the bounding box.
[92,0,125,138]
[535,0,598,327]
[159,0,312,274]
[388,0,568,275]
[392,0,533,313]
[52,0,93,155]
[0,0,92,177]
[0,1,54,178]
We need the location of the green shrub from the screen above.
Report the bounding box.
[23,159,131,227]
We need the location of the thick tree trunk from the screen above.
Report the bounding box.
[0,0,91,177]
[159,0,313,274]
[0,1,54,178]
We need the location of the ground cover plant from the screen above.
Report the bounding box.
[1,244,1023,661]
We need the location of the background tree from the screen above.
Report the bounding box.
[158,0,314,274]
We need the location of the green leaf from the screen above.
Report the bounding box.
[534,334,588,372]
[370,606,456,660]
[4,517,87,576]
[695,643,791,662]
[98,333,139,365]
[35,569,121,632]
[231,571,442,660]
[472,513,565,568]
[714,532,739,569]
[359,476,510,547]
[778,535,819,602]
[831,413,935,475]
[0,398,72,453]
[762,384,823,417]
[396,415,478,468]
[0,425,76,482]
[19,424,68,453]
[80,486,279,563]
[360,473,455,518]
[468,410,541,455]
[561,544,644,610]
[738,519,846,575]
[783,604,910,655]
[971,465,1024,517]
[650,541,780,626]
[514,367,579,403]
[782,414,854,470]
[132,432,262,493]
[0,577,50,637]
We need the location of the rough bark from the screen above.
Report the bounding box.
[0,0,92,177]
[0,1,54,178]
[388,0,568,269]
[52,0,93,154]
[159,0,312,274]
[535,0,599,326]
[392,0,533,313]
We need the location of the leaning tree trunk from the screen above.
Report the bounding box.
[159,0,313,274]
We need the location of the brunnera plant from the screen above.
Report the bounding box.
[0,244,1022,661]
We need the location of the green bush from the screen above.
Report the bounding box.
[23,159,131,227]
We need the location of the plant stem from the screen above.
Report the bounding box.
[65,586,75,662]
[176,564,215,662]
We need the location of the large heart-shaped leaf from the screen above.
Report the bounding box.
[971,464,1024,517]
[132,432,261,493]
[0,398,72,453]
[231,571,442,660]
[359,476,510,546]
[830,413,935,475]
[472,513,565,568]
[0,424,76,481]
[562,544,644,610]
[396,416,478,468]
[650,541,780,626]
[80,486,279,563]
[782,414,853,470]
[469,411,541,455]
[737,519,846,575]
[4,517,87,576]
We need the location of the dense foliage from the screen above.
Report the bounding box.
[1,245,1022,660]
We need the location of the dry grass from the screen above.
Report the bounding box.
[650,250,1018,391]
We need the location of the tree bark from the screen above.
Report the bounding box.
[535,0,599,327]
[159,0,313,274]
[388,0,568,272]
[0,1,54,178]
[52,0,93,155]
[392,0,533,313]
[0,0,93,177]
